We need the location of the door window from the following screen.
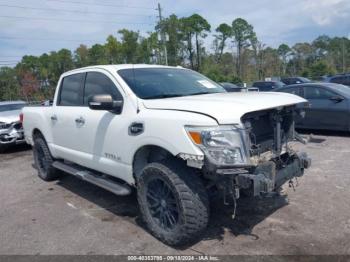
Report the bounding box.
[281,87,301,96]
[83,72,123,105]
[304,87,335,99]
[58,73,84,106]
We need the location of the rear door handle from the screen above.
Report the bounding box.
[50,115,57,121]
[75,117,85,125]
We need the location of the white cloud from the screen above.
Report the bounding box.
[302,0,350,26]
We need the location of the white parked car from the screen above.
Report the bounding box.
[0,101,26,152]
[22,65,311,245]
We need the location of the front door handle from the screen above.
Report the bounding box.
[75,117,85,125]
[50,115,57,121]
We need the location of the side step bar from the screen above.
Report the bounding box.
[52,161,131,196]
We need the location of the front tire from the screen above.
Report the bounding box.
[137,160,209,246]
[33,136,59,181]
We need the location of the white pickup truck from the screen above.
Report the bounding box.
[22,64,311,245]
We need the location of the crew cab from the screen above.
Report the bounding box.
[22,65,311,245]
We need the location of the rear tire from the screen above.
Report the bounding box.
[137,159,209,246]
[33,136,59,181]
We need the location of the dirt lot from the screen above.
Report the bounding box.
[0,131,350,255]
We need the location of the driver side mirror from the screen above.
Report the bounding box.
[329,95,344,103]
[88,94,123,113]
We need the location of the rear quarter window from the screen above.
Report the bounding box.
[304,87,335,99]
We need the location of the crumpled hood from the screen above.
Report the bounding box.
[143,92,306,124]
[0,110,22,124]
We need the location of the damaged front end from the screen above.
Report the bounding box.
[183,105,311,203]
[0,121,25,147]
[233,106,311,197]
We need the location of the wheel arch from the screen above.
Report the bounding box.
[31,128,57,158]
[132,144,182,181]
[32,128,45,140]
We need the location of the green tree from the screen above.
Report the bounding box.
[179,16,195,69]
[157,14,183,66]
[105,35,121,64]
[312,35,331,59]
[277,44,291,75]
[118,29,139,63]
[74,44,89,67]
[88,44,108,65]
[179,14,210,70]
[290,42,314,75]
[309,60,335,78]
[231,18,256,78]
[189,14,210,70]
[214,23,232,62]
[0,67,20,100]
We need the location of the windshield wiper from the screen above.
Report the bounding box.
[143,94,185,99]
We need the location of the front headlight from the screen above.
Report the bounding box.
[185,125,248,166]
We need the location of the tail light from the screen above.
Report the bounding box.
[19,113,24,123]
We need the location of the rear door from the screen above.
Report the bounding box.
[51,72,86,161]
[302,86,348,130]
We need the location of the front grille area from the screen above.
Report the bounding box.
[0,122,11,130]
[0,122,22,130]
[242,106,295,156]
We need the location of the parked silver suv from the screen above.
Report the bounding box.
[0,101,26,152]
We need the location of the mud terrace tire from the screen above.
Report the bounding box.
[137,159,209,246]
[33,137,59,181]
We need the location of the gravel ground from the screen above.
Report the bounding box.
[0,131,349,255]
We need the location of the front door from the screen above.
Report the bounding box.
[302,86,348,130]
[74,70,128,177]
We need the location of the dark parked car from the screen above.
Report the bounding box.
[325,73,350,86]
[220,82,259,92]
[275,83,350,131]
[281,77,311,85]
[252,81,285,91]
[219,82,243,92]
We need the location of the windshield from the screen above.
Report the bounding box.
[0,103,25,112]
[276,82,286,88]
[117,68,226,99]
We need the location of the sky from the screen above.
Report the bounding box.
[0,0,349,65]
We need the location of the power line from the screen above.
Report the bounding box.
[0,15,154,25]
[0,3,151,17]
[0,36,101,42]
[0,60,20,62]
[46,0,154,10]
[0,55,22,58]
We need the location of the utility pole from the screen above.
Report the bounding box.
[156,3,168,65]
[342,37,346,73]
